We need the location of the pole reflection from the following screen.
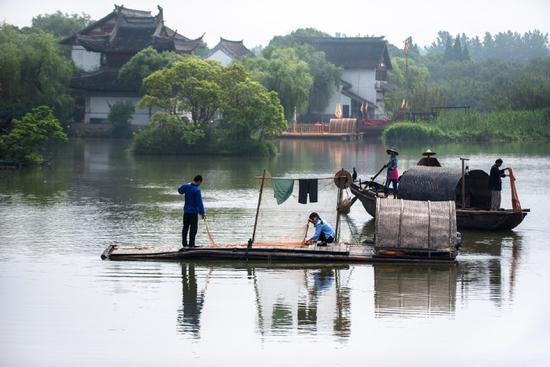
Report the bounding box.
[252,265,352,339]
[175,231,523,339]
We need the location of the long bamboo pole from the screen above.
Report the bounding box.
[335,186,343,243]
[460,157,469,208]
[251,169,267,246]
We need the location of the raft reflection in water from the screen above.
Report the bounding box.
[374,263,457,317]
[175,232,521,339]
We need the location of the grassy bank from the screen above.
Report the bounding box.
[383,108,550,143]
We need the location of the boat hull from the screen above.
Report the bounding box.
[350,184,528,231]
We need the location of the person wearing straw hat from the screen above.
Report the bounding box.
[384,147,399,198]
[489,158,509,211]
[417,149,441,167]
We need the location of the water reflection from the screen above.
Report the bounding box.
[177,263,207,338]
[174,231,524,339]
[252,265,352,338]
[457,231,523,308]
[374,263,457,317]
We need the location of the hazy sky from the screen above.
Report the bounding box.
[1,0,549,48]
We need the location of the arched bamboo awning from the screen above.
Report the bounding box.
[398,166,491,209]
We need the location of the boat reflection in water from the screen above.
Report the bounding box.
[175,232,522,338]
[373,263,457,318]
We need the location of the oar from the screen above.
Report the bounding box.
[370,165,386,182]
[362,164,386,189]
[203,218,217,247]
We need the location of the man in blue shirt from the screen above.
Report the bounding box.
[306,212,335,246]
[177,175,205,248]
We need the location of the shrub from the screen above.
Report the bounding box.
[383,122,446,142]
[108,101,135,138]
[0,105,67,164]
[132,112,205,155]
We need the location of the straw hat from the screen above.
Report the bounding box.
[386,147,399,155]
[422,149,436,156]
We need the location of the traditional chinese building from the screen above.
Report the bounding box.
[205,38,252,66]
[300,37,392,121]
[60,5,203,125]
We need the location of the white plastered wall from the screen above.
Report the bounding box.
[71,46,101,72]
[206,49,233,67]
[84,96,156,126]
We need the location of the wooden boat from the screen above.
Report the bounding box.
[351,166,529,231]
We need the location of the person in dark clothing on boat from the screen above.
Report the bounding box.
[489,159,508,211]
[384,147,399,198]
[178,175,205,248]
[417,149,441,167]
[306,212,335,246]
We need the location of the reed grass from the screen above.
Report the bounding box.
[383,108,550,142]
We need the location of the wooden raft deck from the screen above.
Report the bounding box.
[101,242,456,263]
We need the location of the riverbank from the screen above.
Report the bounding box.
[383,108,550,143]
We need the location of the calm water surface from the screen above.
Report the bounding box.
[1,139,550,366]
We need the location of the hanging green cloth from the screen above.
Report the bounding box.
[272,178,294,205]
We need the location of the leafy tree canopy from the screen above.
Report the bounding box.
[118,47,185,92]
[108,101,135,138]
[0,25,73,125]
[139,56,225,123]
[241,47,313,120]
[245,28,342,119]
[223,79,286,140]
[0,106,67,164]
[32,11,92,38]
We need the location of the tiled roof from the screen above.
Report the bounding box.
[61,5,201,54]
[299,37,392,70]
[70,68,135,92]
[207,38,252,60]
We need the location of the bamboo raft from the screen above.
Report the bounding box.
[101,242,456,263]
[101,169,459,264]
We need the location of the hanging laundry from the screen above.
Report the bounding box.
[272,178,294,205]
[298,179,318,204]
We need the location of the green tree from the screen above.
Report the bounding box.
[385,58,448,114]
[241,47,313,120]
[0,106,67,164]
[0,25,73,125]
[32,11,92,38]
[263,29,342,116]
[108,101,135,138]
[118,47,184,92]
[443,34,454,62]
[132,112,205,155]
[139,56,224,123]
[452,35,463,61]
[223,79,286,141]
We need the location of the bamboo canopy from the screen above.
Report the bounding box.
[398,166,492,209]
[375,198,457,254]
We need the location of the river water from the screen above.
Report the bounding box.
[1,139,549,366]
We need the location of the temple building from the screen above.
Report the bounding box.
[61,5,203,125]
[300,37,393,121]
[205,38,252,66]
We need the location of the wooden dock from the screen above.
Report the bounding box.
[279,132,364,141]
[101,242,456,263]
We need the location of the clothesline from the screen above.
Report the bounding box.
[254,176,346,180]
